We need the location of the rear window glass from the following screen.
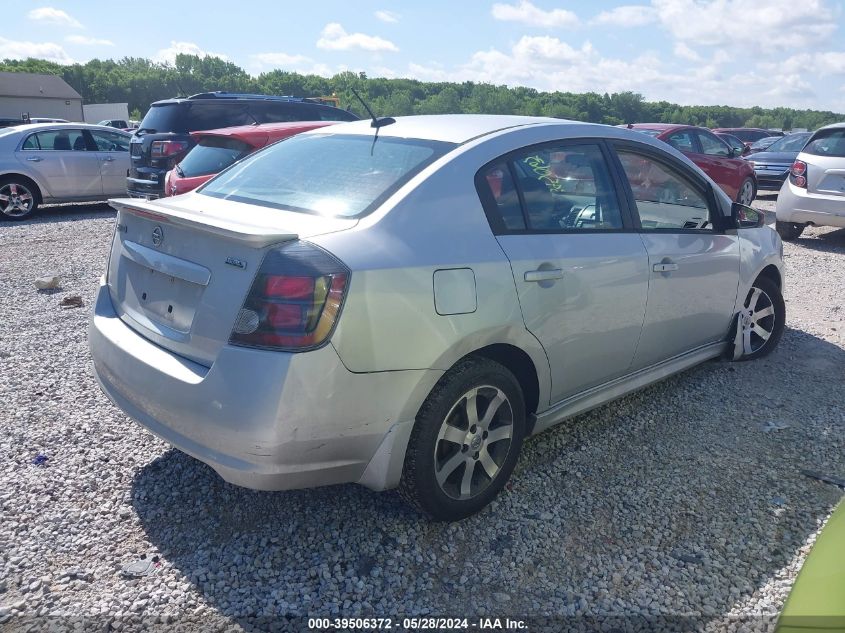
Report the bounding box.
[803,129,845,157]
[766,134,811,153]
[731,130,769,143]
[178,137,253,177]
[138,105,187,133]
[200,133,455,218]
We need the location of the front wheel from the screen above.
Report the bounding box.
[737,177,756,206]
[399,357,526,521]
[732,276,785,361]
[775,220,805,241]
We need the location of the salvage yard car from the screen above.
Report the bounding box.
[625,123,758,205]
[744,132,812,191]
[164,121,337,197]
[775,122,845,240]
[0,122,131,220]
[90,115,785,521]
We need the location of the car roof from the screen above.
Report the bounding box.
[814,121,845,132]
[712,127,772,133]
[313,114,583,144]
[190,121,338,146]
[626,123,686,132]
[1,122,131,134]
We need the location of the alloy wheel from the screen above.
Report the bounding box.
[433,385,514,500]
[738,180,755,206]
[0,183,35,218]
[739,286,776,354]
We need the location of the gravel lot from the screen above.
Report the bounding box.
[1,193,843,632]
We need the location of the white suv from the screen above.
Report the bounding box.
[776,122,845,240]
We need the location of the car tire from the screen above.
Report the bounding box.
[733,276,785,361]
[0,176,40,221]
[775,220,805,241]
[736,177,756,206]
[399,357,526,521]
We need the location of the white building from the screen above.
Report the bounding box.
[0,72,83,122]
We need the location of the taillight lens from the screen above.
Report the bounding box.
[151,140,189,158]
[790,160,807,188]
[230,241,349,351]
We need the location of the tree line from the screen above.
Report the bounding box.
[2,55,842,131]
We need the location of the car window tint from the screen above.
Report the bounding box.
[665,131,695,153]
[21,134,40,150]
[803,129,845,157]
[617,150,711,231]
[34,130,89,151]
[90,130,130,152]
[178,137,253,177]
[478,162,526,231]
[698,131,730,156]
[509,144,623,231]
[186,104,253,131]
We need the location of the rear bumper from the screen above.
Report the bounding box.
[776,182,845,228]
[88,278,439,491]
[126,167,166,199]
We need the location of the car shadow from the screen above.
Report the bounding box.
[130,326,845,622]
[790,226,845,253]
[2,202,115,225]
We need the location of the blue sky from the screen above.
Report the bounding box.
[5,1,845,111]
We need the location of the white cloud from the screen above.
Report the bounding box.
[154,41,228,64]
[250,52,334,77]
[65,35,114,46]
[374,10,399,23]
[652,0,837,52]
[0,36,73,64]
[673,42,701,62]
[591,5,658,26]
[317,23,398,52]
[27,7,82,28]
[491,0,579,28]
[760,51,845,77]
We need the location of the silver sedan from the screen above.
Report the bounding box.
[89,115,785,521]
[0,122,131,220]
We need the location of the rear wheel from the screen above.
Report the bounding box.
[775,220,805,241]
[733,276,785,361]
[737,177,756,206]
[399,357,525,521]
[0,177,39,220]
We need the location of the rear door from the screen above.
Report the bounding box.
[611,142,740,369]
[692,129,745,200]
[16,128,103,198]
[478,141,649,404]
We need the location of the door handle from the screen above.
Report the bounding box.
[26,156,42,162]
[524,269,564,282]
[653,263,679,273]
[102,156,115,162]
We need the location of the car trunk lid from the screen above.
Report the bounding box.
[107,193,357,365]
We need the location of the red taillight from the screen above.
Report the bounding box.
[151,140,189,158]
[230,242,349,352]
[790,160,807,188]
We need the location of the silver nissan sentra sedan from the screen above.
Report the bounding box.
[89,115,785,521]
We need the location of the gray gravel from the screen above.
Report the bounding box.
[1,197,843,631]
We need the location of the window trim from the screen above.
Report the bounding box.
[608,139,730,234]
[695,129,731,158]
[474,138,636,236]
[86,129,130,153]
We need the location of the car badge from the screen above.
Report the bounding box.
[152,225,164,247]
[225,257,247,270]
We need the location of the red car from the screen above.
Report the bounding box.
[164,121,338,196]
[625,124,757,205]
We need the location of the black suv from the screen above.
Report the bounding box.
[127,92,359,199]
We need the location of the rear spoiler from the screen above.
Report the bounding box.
[109,198,299,247]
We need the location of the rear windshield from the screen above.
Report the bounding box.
[139,101,358,134]
[178,137,253,177]
[731,130,770,143]
[766,133,811,153]
[200,133,455,218]
[803,129,845,157]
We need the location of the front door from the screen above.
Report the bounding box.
[612,144,741,370]
[87,129,132,196]
[477,142,650,405]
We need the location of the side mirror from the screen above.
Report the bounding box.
[731,202,765,228]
